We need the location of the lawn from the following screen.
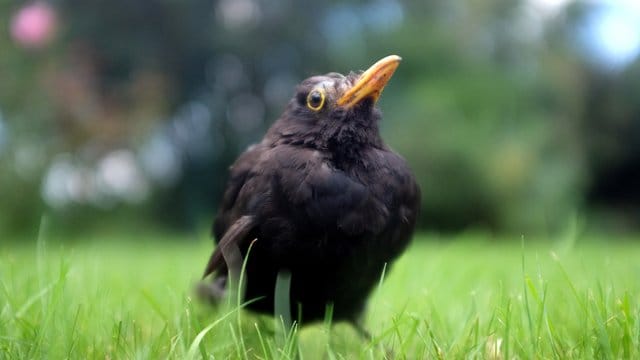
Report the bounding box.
[1,231,639,359]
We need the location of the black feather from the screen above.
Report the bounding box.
[202,67,420,325]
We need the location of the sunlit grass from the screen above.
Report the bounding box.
[1,230,639,358]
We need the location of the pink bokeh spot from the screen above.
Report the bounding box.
[10,2,58,49]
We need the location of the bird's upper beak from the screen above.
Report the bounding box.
[337,55,401,108]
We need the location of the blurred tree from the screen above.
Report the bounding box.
[0,0,637,237]
[544,1,640,231]
[374,0,585,232]
[583,60,640,222]
[0,2,58,235]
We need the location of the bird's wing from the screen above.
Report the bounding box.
[377,149,421,215]
[270,145,417,236]
[204,144,418,278]
[202,215,255,278]
[370,148,421,258]
[204,144,265,279]
[271,146,375,234]
[212,144,264,241]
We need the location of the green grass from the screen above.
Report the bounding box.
[1,231,640,359]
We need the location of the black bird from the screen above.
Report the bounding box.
[201,55,420,327]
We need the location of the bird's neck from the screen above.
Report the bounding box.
[324,127,383,168]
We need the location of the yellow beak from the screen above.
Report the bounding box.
[337,55,401,108]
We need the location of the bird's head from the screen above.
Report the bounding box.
[266,55,401,158]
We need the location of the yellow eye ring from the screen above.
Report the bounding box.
[306,89,325,111]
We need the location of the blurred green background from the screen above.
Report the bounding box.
[1,0,639,239]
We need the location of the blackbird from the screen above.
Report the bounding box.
[201,55,420,326]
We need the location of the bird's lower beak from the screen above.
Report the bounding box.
[337,55,401,108]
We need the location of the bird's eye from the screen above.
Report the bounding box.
[306,90,325,111]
